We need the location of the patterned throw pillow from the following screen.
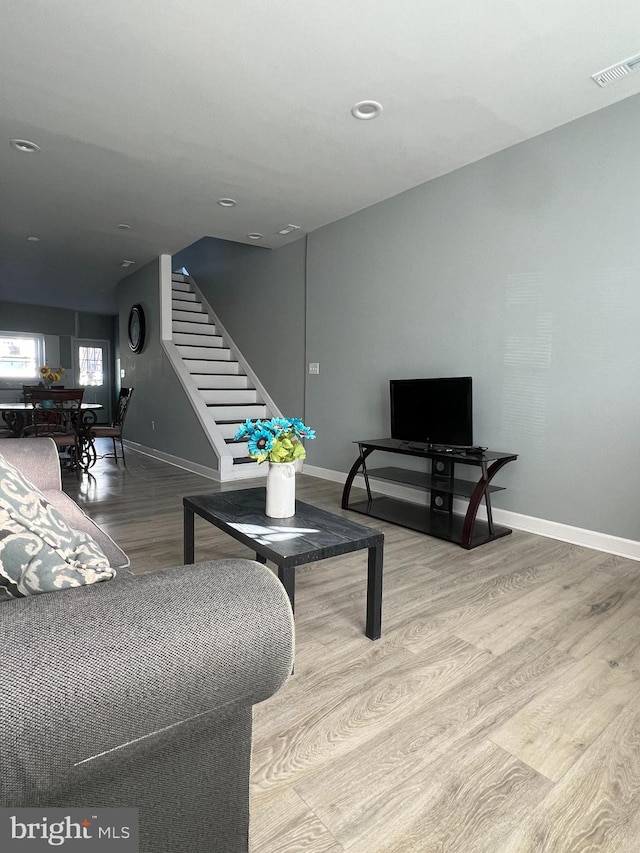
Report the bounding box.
[0,452,116,600]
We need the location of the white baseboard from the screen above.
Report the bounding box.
[124,441,221,481]
[303,464,640,562]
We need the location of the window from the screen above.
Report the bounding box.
[0,332,45,382]
[78,345,104,386]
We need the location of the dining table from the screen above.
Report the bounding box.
[0,401,103,438]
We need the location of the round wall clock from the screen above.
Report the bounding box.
[128,304,146,353]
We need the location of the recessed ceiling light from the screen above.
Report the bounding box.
[117,223,132,230]
[277,224,301,235]
[10,138,41,153]
[247,233,263,241]
[120,260,136,268]
[27,236,40,242]
[351,100,383,120]
[217,198,237,207]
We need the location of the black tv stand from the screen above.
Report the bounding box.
[342,438,518,549]
[406,442,487,455]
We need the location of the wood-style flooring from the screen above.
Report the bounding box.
[65,443,640,852]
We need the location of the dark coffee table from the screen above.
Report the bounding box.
[183,487,384,639]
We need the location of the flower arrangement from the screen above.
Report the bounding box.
[234,417,316,464]
[39,365,64,388]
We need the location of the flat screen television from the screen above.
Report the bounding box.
[390,377,473,447]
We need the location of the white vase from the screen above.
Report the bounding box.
[265,461,296,518]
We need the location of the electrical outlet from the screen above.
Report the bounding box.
[308,362,320,375]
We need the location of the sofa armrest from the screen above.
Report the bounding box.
[0,437,62,492]
[0,558,294,804]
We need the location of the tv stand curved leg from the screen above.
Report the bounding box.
[342,446,375,509]
[461,457,515,548]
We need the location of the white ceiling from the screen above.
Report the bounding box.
[1,0,640,313]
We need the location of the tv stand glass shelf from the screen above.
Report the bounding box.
[341,438,518,549]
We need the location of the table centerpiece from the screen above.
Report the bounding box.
[234,417,316,518]
[39,365,64,389]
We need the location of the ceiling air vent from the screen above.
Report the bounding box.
[592,54,640,87]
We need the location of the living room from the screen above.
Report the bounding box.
[120,87,640,558]
[2,3,640,851]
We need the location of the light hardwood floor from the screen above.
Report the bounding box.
[66,444,640,852]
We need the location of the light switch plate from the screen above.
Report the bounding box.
[308,362,319,374]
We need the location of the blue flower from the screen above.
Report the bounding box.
[237,416,315,462]
[248,427,274,458]
[269,417,292,434]
[290,418,316,440]
[234,418,257,441]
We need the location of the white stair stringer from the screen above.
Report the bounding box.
[161,269,282,481]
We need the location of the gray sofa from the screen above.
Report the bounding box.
[0,438,294,852]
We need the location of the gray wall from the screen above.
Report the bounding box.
[173,237,306,419]
[116,258,217,468]
[305,94,640,541]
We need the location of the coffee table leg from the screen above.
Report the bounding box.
[184,506,195,564]
[277,566,295,613]
[366,542,383,640]
[255,554,295,614]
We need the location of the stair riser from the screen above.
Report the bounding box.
[218,422,251,439]
[183,359,238,373]
[174,333,224,347]
[172,308,208,322]
[194,375,249,389]
[201,389,258,404]
[172,321,214,335]
[177,346,232,360]
[171,282,193,293]
[171,300,207,314]
[208,405,268,420]
[227,442,252,459]
[228,461,267,479]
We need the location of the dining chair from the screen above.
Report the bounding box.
[88,387,134,465]
[22,385,64,410]
[24,388,85,477]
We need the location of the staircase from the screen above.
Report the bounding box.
[170,273,277,476]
